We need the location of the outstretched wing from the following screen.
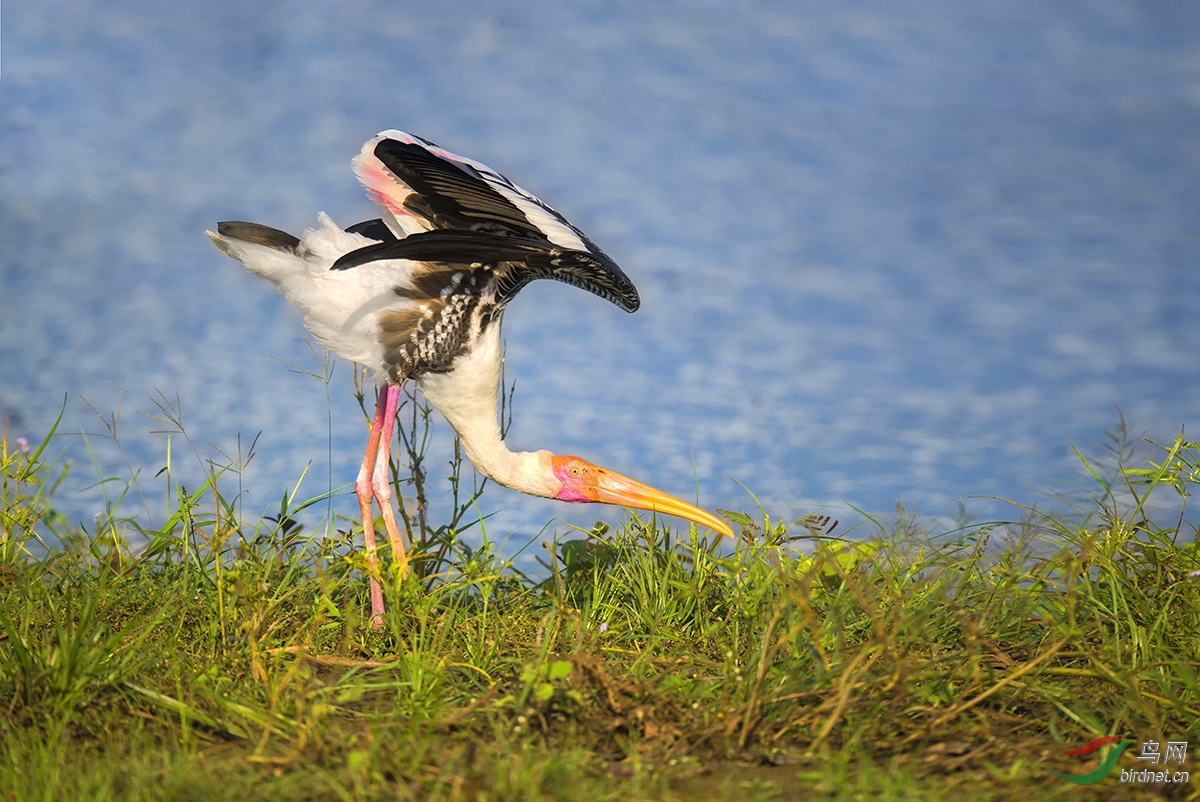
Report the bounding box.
[343,131,640,314]
[331,229,639,314]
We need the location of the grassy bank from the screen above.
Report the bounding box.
[1,408,1198,800]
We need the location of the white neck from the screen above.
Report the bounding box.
[414,325,560,499]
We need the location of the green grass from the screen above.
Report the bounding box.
[1,400,1198,801]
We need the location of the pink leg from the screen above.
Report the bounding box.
[355,388,388,628]
[372,384,411,579]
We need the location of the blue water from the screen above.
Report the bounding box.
[3,1,1198,562]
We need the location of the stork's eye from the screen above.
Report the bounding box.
[569,466,581,476]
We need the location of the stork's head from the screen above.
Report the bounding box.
[549,455,734,539]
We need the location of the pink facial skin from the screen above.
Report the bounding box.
[551,455,599,503]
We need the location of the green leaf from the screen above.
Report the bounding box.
[546,660,573,682]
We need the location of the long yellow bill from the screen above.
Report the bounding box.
[590,466,735,540]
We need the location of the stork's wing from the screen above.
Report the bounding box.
[331,230,639,313]
[370,138,544,238]
[355,131,599,247]
[347,131,640,313]
[332,230,552,269]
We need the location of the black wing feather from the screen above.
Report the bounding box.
[374,140,540,237]
[332,230,546,270]
[344,135,641,314]
[344,218,398,242]
[332,230,640,313]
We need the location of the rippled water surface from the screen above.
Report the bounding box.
[3,1,1198,556]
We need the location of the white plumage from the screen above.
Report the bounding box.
[213,213,417,375]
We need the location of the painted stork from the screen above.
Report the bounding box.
[209,131,732,625]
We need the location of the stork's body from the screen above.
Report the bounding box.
[210,131,731,626]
